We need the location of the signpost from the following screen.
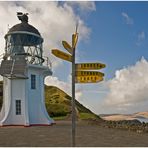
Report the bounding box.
[62,41,73,54]
[51,25,106,147]
[71,42,76,147]
[52,49,72,62]
[75,63,106,70]
[75,75,103,83]
[75,71,104,77]
[72,33,78,49]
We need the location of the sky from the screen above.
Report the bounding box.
[0,1,148,114]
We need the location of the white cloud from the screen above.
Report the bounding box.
[45,76,82,100]
[121,12,133,25]
[45,76,71,95]
[102,57,148,114]
[138,31,145,40]
[0,1,93,69]
[0,1,94,112]
[65,1,96,12]
[136,31,146,46]
[75,88,83,100]
[0,1,94,103]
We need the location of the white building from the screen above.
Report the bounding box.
[0,13,54,126]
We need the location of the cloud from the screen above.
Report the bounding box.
[45,76,82,100]
[45,76,71,95]
[102,57,148,114]
[75,88,83,100]
[136,31,146,46]
[138,31,145,40]
[121,12,133,25]
[0,1,93,69]
[65,1,96,12]
[0,1,95,103]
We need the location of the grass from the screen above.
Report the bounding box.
[53,113,100,121]
[79,113,100,120]
[53,116,67,120]
[45,86,99,119]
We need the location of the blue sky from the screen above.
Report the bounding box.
[47,1,148,114]
[77,1,148,80]
[70,1,148,114]
[1,1,148,114]
[53,1,148,81]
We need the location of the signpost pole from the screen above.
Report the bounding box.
[51,25,105,147]
[72,47,76,147]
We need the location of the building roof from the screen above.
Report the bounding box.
[8,22,40,36]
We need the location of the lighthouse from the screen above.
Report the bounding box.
[0,12,54,126]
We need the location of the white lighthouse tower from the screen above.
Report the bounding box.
[0,12,54,126]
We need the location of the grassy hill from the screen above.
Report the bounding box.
[45,85,100,120]
[0,82,100,120]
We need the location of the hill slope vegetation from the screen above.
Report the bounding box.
[45,85,100,120]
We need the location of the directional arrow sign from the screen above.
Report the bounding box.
[76,62,106,70]
[72,33,78,49]
[62,41,73,54]
[75,75,103,83]
[75,71,104,77]
[52,49,72,62]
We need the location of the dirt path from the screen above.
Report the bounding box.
[0,120,147,147]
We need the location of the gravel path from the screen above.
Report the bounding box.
[0,120,147,147]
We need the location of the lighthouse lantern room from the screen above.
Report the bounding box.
[0,12,54,126]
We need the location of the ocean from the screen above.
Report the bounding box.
[136,117,148,123]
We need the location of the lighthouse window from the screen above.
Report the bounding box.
[16,100,21,115]
[31,74,36,89]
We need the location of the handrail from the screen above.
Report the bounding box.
[0,52,52,69]
[43,56,52,69]
[0,53,4,63]
[0,53,4,59]
[14,53,45,63]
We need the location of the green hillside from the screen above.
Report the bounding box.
[0,82,100,120]
[45,85,100,120]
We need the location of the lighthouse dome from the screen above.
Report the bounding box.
[8,22,41,36]
[4,13,44,65]
[5,21,43,46]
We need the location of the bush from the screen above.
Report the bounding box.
[46,103,70,117]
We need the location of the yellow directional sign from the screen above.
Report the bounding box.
[52,49,72,62]
[62,41,73,54]
[76,62,106,70]
[75,75,103,83]
[72,33,78,48]
[75,71,104,77]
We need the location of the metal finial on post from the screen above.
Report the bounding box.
[75,20,79,34]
